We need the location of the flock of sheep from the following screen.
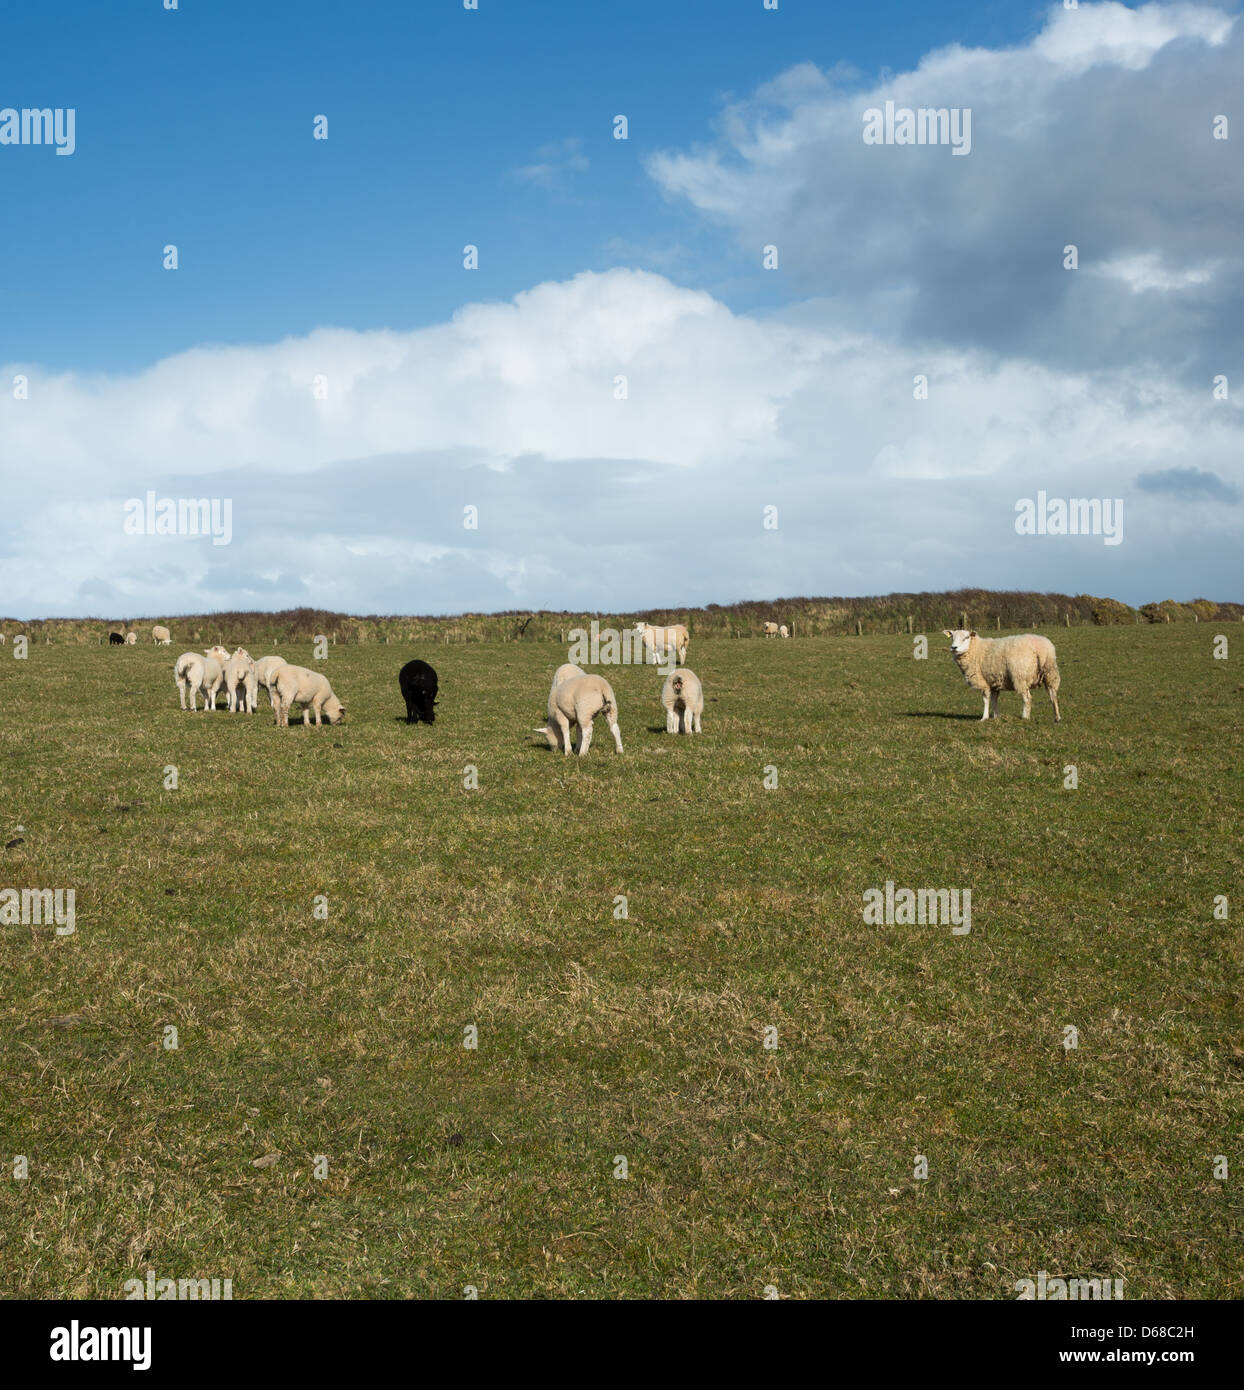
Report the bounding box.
[153,617,1062,743]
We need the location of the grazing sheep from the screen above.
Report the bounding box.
[779,625,789,639]
[124,631,138,645]
[535,673,622,756]
[252,656,287,708]
[223,648,258,713]
[763,621,779,638]
[152,625,171,645]
[942,629,1062,722]
[551,662,586,691]
[173,652,224,711]
[661,667,704,734]
[273,664,346,727]
[634,621,689,666]
[109,632,125,645]
[398,658,439,724]
[0,633,5,644]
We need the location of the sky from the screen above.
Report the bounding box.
[0,0,1240,618]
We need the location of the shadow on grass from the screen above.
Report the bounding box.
[900,711,981,721]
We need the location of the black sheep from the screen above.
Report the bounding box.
[398,658,439,724]
[109,632,125,645]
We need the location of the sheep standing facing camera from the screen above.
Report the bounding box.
[942,629,1061,722]
[661,668,704,734]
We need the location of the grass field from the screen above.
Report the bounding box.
[1,625,1240,1299]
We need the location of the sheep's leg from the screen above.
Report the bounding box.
[693,710,701,733]
[1020,686,1032,720]
[577,715,594,756]
[610,720,623,753]
[178,681,186,711]
[554,711,572,754]
[980,691,991,721]
[1050,686,1061,723]
[665,708,675,734]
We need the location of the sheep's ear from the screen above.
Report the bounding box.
[942,630,952,638]
[969,630,977,638]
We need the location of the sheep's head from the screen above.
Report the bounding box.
[324,697,346,724]
[942,629,976,656]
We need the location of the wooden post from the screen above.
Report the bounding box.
[856,619,862,636]
[996,615,1001,630]
[960,610,968,629]
[907,615,913,634]
[1064,612,1070,628]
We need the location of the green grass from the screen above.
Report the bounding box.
[1,626,1240,1298]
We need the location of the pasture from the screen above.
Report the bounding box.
[0,625,1239,1298]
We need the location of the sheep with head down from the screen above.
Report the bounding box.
[535,670,621,756]
[273,664,346,727]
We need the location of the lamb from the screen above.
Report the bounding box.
[173,651,224,711]
[152,625,171,645]
[109,632,125,645]
[223,648,258,713]
[942,629,1062,722]
[124,631,138,645]
[252,656,287,708]
[273,664,346,727]
[763,621,779,638]
[661,667,704,734]
[204,645,231,664]
[398,658,439,724]
[634,621,689,666]
[551,662,586,691]
[0,634,5,644]
[779,625,789,639]
[535,673,622,756]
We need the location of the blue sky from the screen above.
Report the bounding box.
[1,0,1241,617]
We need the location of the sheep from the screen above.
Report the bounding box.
[398,658,439,724]
[942,629,1062,722]
[0,633,7,644]
[152,625,171,645]
[661,667,704,734]
[551,662,586,691]
[535,673,622,756]
[204,645,230,664]
[634,621,689,666]
[779,625,789,639]
[223,648,258,713]
[273,664,346,727]
[173,651,224,711]
[124,631,138,645]
[252,656,287,708]
[109,632,125,645]
[763,621,779,638]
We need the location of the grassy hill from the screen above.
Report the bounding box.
[3,589,1242,647]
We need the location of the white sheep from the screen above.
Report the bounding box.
[173,652,224,711]
[634,620,689,666]
[535,673,622,756]
[943,629,1062,722]
[661,667,704,734]
[252,656,287,708]
[779,625,789,639]
[124,631,137,645]
[223,648,258,713]
[273,664,346,727]
[152,625,171,645]
[0,633,7,644]
[763,621,779,638]
[204,645,231,665]
[551,662,586,692]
